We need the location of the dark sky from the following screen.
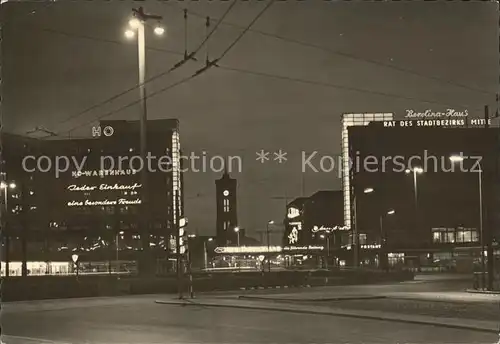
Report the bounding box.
[2,0,498,241]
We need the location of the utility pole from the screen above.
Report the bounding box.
[175,190,183,299]
[484,105,494,290]
[130,7,163,276]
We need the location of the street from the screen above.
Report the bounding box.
[2,275,499,344]
[1,295,496,344]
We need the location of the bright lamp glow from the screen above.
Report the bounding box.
[208,238,214,242]
[129,18,141,28]
[364,187,374,194]
[414,167,424,173]
[8,183,16,189]
[405,169,411,174]
[71,254,79,263]
[154,26,165,36]
[124,30,135,39]
[450,155,464,162]
[234,227,240,233]
[0,182,6,189]
[268,220,274,224]
[387,209,395,215]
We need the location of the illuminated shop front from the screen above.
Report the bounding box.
[2,120,184,276]
[282,191,346,268]
[211,245,325,270]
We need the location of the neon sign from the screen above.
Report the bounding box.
[71,169,138,178]
[288,228,298,244]
[67,183,142,191]
[67,198,141,207]
[312,225,349,233]
[287,207,300,219]
[213,245,325,254]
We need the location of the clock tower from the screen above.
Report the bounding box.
[215,167,238,246]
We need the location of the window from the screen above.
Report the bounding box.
[456,228,479,243]
[223,221,230,230]
[432,228,455,243]
[223,199,230,212]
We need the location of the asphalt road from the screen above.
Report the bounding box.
[2,295,498,344]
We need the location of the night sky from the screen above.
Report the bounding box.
[2,0,498,240]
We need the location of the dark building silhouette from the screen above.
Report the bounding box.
[1,119,183,276]
[215,169,238,246]
[348,123,500,271]
[283,192,345,248]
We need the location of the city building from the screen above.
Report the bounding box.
[283,190,346,267]
[215,169,238,246]
[1,119,184,276]
[347,121,500,272]
[341,113,394,231]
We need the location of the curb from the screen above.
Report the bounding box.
[466,289,500,295]
[155,299,498,334]
[238,285,310,291]
[238,295,387,302]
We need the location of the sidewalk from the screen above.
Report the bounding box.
[155,296,499,333]
[231,287,500,304]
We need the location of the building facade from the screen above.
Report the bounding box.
[348,122,500,271]
[1,119,183,276]
[215,170,238,246]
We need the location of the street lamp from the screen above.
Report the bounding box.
[234,227,240,247]
[116,231,125,273]
[364,187,374,194]
[125,7,163,276]
[379,209,395,271]
[266,221,274,272]
[405,167,423,234]
[320,234,331,269]
[450,155,486,289]
[71,254,79,279]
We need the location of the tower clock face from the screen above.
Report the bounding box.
[223,190,229,196]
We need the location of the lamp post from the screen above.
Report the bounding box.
[204,237,213,269]
[71,254,79,280]
[234,227,240,247]
[116,231,124,274]
[1,181,16,278]
[352,187,374,267]
[450,155,486,289]
[267,221,274,272]
[405,167,423,234]
[320,234,330,269]
[380,209,395,271]
[125,7,164,275]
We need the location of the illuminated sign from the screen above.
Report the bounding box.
[179,218,188,228]
[214,246,283,254]
[67,183,142,192]
[71,169,138,178]
[312,225,349,233]
[287,207,300,219]
[288,228,298,244]
[67,198,141,207]
[346,244,381,250]
[283,245,324,251]
[214,245,325,254]
[383,118,491,128]
[405,109,468,119]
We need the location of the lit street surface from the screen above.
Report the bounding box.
[2,276,499,344]
[1,295,496,344]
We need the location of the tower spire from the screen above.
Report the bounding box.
[223,156,229,177]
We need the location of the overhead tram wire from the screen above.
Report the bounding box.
[57,0,276,137]
[216,65,481,111]
[56,0,238,129]
[163,2,493,96]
